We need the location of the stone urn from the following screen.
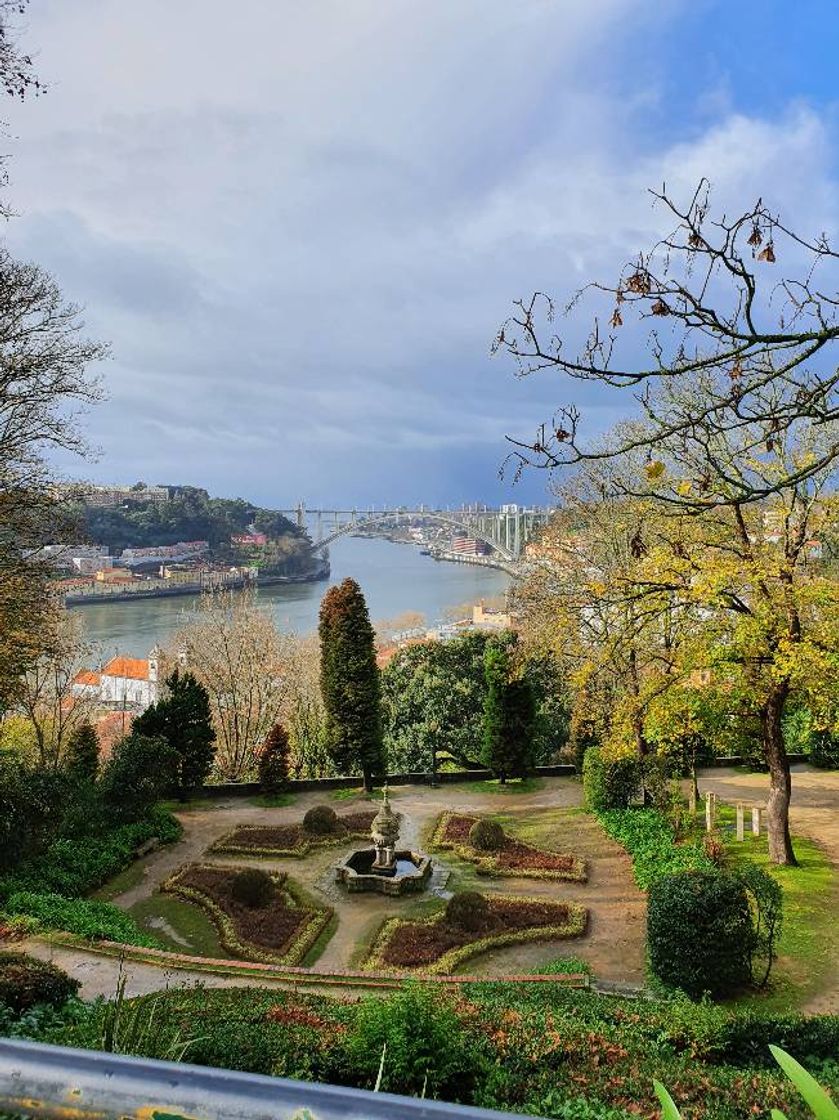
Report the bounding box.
[370,786,400,872]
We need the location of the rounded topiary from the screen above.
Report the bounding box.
[468,818,504,852]
[230,868,276,910]
[647,869,753,998]
[445,891,490,933]
[303,804,339,835]
[0,952,80,1014]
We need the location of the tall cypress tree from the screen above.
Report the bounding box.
[65,720,100,782]
[481,638,535,783]
[318,578,385,790]
[134,668,216,799]
[259,722,291,793]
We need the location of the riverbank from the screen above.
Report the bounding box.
[73,536,511,656]
[65,561,330,606]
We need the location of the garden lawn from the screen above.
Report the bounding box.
[128,894,225,957]
[725,834,839,1013]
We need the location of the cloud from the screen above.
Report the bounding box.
[3,1,839,506]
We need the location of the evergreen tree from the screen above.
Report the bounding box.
[481,639,536,783]
[259,723,290,793]
[318,578,385,790]
[133,668,216,799]
[64,721,100,782]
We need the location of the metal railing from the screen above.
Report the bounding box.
[0,1038,523,1120]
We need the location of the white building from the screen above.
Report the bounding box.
[72,647,161,711]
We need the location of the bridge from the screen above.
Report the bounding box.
[279,504,552,563]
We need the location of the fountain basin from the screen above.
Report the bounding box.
[335,848,433,895]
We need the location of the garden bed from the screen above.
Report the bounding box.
[365,895,587,974]
[430,813,586,881]
[161,864,333,965]
[209,811,376,858]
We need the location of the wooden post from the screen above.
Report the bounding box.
[736,803,745,842]
[688,787,697,816]
[705,791,715,832]
[752,807,761,837]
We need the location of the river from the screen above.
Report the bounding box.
[72,536,511,658]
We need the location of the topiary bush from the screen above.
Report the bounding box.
[303,804,339,835]
[582,748,641,811]
[445,891,490,933]
[468,818,505,852]
[647,869,754,998]
[230,868,276,909]
[0,952,80,1014]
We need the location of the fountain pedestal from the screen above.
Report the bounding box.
[335,787,433,895]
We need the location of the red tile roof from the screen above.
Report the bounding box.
[73,670,101,687]
[102,656,150,681]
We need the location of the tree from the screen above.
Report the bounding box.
[98,733,177,822]
[481,638,535,783]
[133,668,216,798]
[318,578,385,790]
[64,720,99,783]
[173,590,293,781]
[280,634,330,778]
[13,610,98,770]
[258,723,290,794]
[497,180,839,508]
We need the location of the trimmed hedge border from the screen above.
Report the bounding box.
[161,864,334,966]
[429,812,587,882]
[364,897,588,975]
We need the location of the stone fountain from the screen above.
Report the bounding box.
[335,786,433,895]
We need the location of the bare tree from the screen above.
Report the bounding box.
[14,609,98,769]
[497,180,839,508]
[173,590,294,781]
[280,633,330,778]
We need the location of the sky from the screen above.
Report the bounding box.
[3,0,839,508]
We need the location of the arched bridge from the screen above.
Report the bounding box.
[278,504,551,564]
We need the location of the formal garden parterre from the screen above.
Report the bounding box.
[209,808,377,858]
[430,811,587,881]
[161,864,333,965]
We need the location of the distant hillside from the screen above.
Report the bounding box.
[76,486,309,554]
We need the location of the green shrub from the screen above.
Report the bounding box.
[344,982,483,1100]
[303,805,338,835]
[598,809,712,889]
[582,748,641,811]
[6,892,160,947]
[468,818,504,851]
[647,870,754,998]
[230,869,275,909]
[735,863,783,988]
[98,733,178,822]
[810,730,839,770]
[445,891,490,932]
[0,811,181,902]
[0,952,80,1015]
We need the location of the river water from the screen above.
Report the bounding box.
[72,536,511,658]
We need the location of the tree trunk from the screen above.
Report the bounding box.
[763,683,797,866]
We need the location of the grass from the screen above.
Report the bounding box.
[330,786,372,802]
[92,860,148,902]
[445,777,546,796]
[128,894,226,958]
[300,912,339,967]
[725,832,839,1012]
[248,792,297,808]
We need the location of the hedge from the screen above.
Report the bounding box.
[597,808,712,890]
[5,892,160,948]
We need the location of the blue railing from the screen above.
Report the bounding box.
[0,1038,523,1120]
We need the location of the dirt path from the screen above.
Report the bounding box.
[13,778,647,996]
[696,765,839,1014]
